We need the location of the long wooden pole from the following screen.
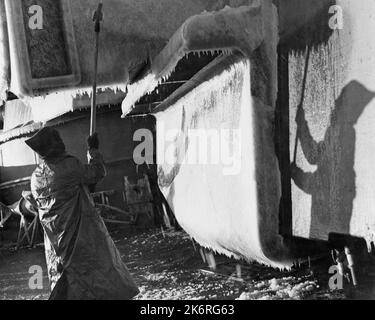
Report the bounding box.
[90,3,103,135]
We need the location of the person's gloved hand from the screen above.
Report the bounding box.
[87,133,99,149]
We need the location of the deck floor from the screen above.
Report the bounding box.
[0,228,374,300]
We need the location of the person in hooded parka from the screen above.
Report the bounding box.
[25,127,139,300]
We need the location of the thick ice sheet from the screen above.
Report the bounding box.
[154,55,291,268]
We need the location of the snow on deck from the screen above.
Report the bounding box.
[1,229,373,300]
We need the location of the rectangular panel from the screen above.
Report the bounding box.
[21,0,72,79]
[5,0,80,95]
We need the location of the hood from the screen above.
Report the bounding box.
[25,127,66,159]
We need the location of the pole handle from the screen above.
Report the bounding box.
[90,3,103,135]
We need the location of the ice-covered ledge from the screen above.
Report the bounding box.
[121,2,265,117]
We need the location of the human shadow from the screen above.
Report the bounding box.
[291,80,375,240]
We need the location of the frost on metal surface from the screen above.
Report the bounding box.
[121,3,264,117]
[121,1,290,267]
[153,53,290,268]
[23,85,127,123]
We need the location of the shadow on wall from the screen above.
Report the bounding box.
[275,0,339,237]
[291,81,375,239]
